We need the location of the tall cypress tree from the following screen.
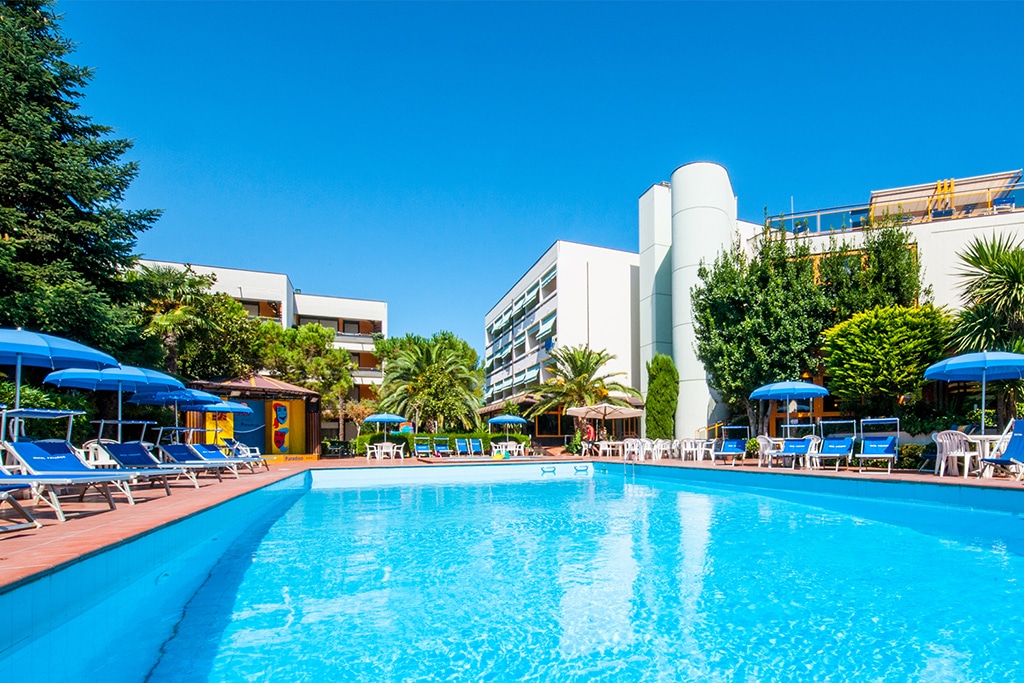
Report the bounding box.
[0,0,159,353]
[645,353,678,439]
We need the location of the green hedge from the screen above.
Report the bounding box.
[352,432,529,456]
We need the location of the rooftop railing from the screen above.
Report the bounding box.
[771,181,1022,235]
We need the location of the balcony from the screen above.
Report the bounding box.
[773,171,1024,236]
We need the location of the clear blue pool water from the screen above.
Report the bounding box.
[133,471,1024,682]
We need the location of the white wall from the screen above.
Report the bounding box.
[670,163,737,438]
[555,242,640,390]
[638,182,674,396]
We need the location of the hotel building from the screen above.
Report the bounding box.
[482,241,640,439]
[638,163,1024,438]
[139,260,387,438]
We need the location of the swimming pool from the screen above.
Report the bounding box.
[5,463,1024,681]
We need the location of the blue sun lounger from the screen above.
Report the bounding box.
[981,419,1024,480]
[0,480,41,532]
[159,443,236,480]
[0,470,126,526]
[433,438,452,457]
[413,440,432,458]
[469,438,485,456]
[99,442,192,491]
[816,436,855,471]
[855,418,900,474]
[855,435,898,474]
[773,437,816,469]
[712,438,747,466]
[32,440,180,497]
[223,438,271,471]
[1,441,136,521]
[191,443,257,473]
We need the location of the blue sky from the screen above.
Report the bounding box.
[60,1,1024,354]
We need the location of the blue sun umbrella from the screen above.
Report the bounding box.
[750,381,829,430]
[129,388,222,428]
[0,328,118,408]
[365,413,405,443]
[189,401,253,414]
[925,351,1024,432]
[129,388,222,408]
[488,414,528,438]
[185,401,253,446]
[45,365,183,440]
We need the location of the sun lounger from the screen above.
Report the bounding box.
[855,435,898,474]
[413,439,432,458]
[0,481,41,532]
[223,438,271,471]
[712,438,747,466]
[815,436,854,471]
[454,438,470,456]
[0,469,130,525]
[980,419,1024,480]
[70,440,182,496]
[1,441,136,521]
[469,438,485,456]
[158,443,231,481]
[433,438,452,457]
[100,442,196,490]
[191,443,260,473]
[764,437,815,469]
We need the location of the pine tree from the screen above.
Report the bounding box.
[0,0,159,353]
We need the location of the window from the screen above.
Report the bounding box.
[240,302,260,317]
[343,320,360,334]
[298,316,338,332]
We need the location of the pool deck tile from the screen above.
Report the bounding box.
[1,454,1022,591]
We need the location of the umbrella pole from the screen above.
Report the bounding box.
[14,354,21,409]
[786,395,791,436]
[117,382,123,442]
[981,368,987,433]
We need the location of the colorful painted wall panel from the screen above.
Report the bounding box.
[267,399,306,455]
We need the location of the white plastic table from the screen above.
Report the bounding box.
[965,434,1004,478]
[597,441,623,458]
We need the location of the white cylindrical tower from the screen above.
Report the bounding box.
[670,162,736,437]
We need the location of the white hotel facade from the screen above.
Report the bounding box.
[486,163,1024,439]
[483,242,640,415]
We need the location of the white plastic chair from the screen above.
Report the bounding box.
[935,430,974,477]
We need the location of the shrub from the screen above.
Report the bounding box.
[565,431,582,455]
[823,304,950,416]
[352,432,528,456]
[897,443,927,470]
[645,354,678,439]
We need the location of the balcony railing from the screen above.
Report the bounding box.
[771,179,1023,235]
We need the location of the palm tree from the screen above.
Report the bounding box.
[133,265,216,374]
[377,339,482,432]
[525,345,641,434]
[950,234,1024,352]
[949,235,1024,425]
